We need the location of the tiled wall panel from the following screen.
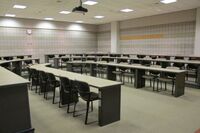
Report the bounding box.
[97,31,111,52]
[0,27,97,62]
[120,21,195,55]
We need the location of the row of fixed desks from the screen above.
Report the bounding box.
[0,66,33,133]
[30,63,122,126]
[65,61,188,97]
[0,58,40,75]
[53,56,200,87]
[0,54,32,60]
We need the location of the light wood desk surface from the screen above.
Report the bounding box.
[0,66,29,87]
[30,64,122,89]
[67,61,187,74]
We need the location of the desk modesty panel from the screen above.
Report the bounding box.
[0,67,32,133]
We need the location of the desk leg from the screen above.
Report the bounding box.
[174,72,185,97]
[107,66,116,81]
[54,58,59,68]
[197,66,200,87]
[90,64,97,77]
[134,69,145,88]
[99,85,121,126]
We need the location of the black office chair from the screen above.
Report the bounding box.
[59,54,65,57]
[60,58,69,68]
[17,56,24,59]
[38,71,48,96]
[73,80,99,125]
[31,69,40,91]
[82,63,91,75]
[59,77,79,112]
[48,55,55,63]
[142,65,161,91]
[46,73,60,104]
[95,64,107,78]
[157,66,179,95]
[137,55,146,59]
[72,64,82,74]
[4,57,13,60]
[187,64,198,82]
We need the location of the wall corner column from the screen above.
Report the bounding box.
[194,8,200,56]
[111,21,120,53]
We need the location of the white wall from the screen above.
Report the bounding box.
[0,17,97,62]
[97,9,197,56]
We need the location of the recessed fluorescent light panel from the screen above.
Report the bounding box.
[120,8,134,12]
[59,11,71,14]
[5,14,16,17]
[160,0,177,4]
[83,0,98,5]
[44,18,54,20]
[76,21,83,23]
[94,16,104,19]
[13,5,27,9]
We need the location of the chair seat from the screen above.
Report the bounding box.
[89,92,99,101]
[113,71,122,75]
[158,77,174,82]
[142,75,155,79]
[123,72,134,77]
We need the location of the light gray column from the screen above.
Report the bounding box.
[194,8,200,56]
[111,21,120,53]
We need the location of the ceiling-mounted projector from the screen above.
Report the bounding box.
[72,0,88,15]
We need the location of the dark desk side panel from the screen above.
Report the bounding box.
[0,84,31,133]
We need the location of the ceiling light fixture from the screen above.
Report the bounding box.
[72,0,88,15]
[83,0,98,5]
[5,14,16,17]
[94,16,104,19]
[59,11,71,14]
[44,18,54,20]
[160,0,177,4]
[120,8,134,12]
[13,5,27,9]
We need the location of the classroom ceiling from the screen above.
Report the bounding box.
[0,0,200,24]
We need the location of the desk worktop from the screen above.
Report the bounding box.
[0,67,29,87]
[0,58,39,65]
[67,61,187,74]
[30,64,122,89]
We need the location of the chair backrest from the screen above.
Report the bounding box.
[39,71,48,83]
[17,56,24,59]
[150,65,161,75]
[137,55,146,59]
[74,80,90,100]
[166,66,180,78]
[24,60,33,65]
[175,56,184,60]
[62,58,69,62]
[46,73,56,84]
[4,57,13,60]
[173,63,184,68]
[48,55,55,59]
[60,77,71,92]
[32,69,39,78]
[150,56,157,59]
[59,54,65,57]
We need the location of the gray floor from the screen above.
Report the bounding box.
[29,84,200,133]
